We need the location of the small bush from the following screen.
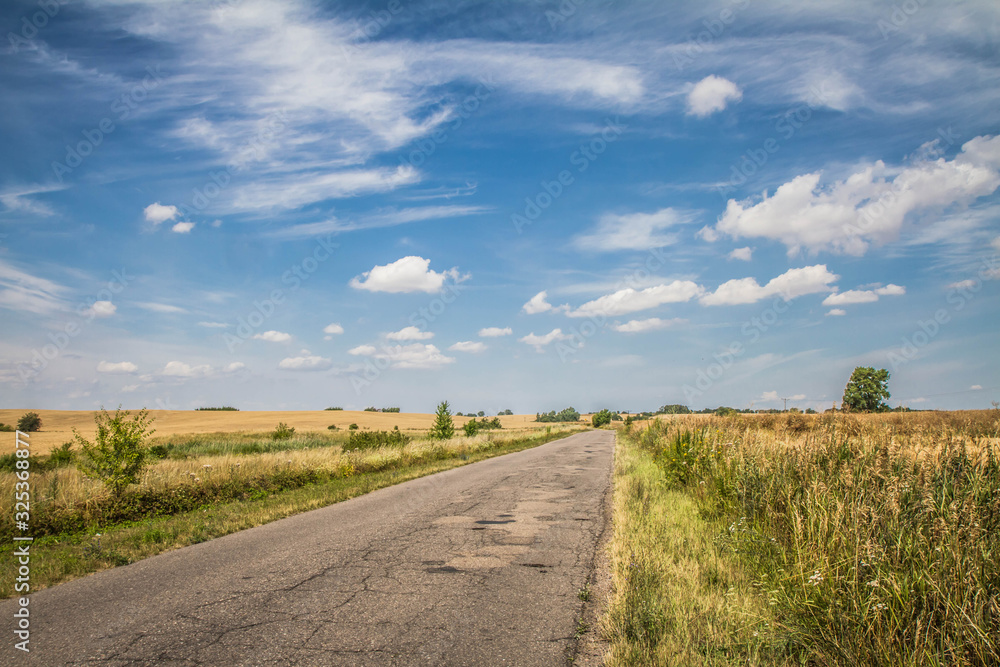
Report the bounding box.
[0,423,14,432]
[343,429,410,452]
[271,422,295,440]
[48,442,75,467]
[148,444,170,459]
[327,424,338,430]
[348,423,359,431]
[430,401,455,440]
[463,420,478,436]
[75,406,155,497]
[592,409,613,428]
[17,412,42,432]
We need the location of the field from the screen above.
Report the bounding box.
[602,410,1000,666]
[0,409,551,455]
[0,408,583,597]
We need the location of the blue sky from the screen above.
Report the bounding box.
[1,0,998,413]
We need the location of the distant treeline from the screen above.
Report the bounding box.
[195,406,239,411]
[363,407,401,413]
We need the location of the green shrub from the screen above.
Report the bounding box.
[148,444,170,459]
[325,407,343,411]
[48,442,75,467]
[17,411,42,432]
[364,406,378,412]
[430,401,454,440]
[271,422,295,440]
[343,429,410,452]
[348,423,359,431]
[327,424,338,430]
[592,409,613,428]
[463,420,478,436]
[75,407,155,497]
[0,423,14,432]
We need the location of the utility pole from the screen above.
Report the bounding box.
[781,397,789,411]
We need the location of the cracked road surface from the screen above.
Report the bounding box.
[2,430,614,666]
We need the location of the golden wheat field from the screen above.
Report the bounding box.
[0,409,553,455]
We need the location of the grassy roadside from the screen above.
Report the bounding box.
[0,427,580,599]
[601,427,791,666]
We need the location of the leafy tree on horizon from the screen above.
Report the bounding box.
[842,366,891,412]
[430,400,455,440]
[17,411,42,432]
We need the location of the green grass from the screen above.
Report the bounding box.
[0,428,579,599]
[604,412,1000,666]
[148,430,348,458]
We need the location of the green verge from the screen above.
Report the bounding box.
[601,429,795,666]
[0,428,577,599]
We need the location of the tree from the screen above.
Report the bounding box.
[842,367,891,412]
[17,411,42,432]
[430,401,455,440]
[75,407,155,497]
[463,419,478,437]
[591,409,612,428]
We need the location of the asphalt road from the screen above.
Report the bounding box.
[2,430,615,666]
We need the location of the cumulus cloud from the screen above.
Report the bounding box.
[478,326,512,337]
[826,308,847,316]
[822,284,905,306]
[700,265,838,306]
[449,341,487,353]
[323,323,344,335]
[971,384,983,390]
[728,247,752,261]
[710,135,1000,256]
[89,300,117,317]
[97,361,138,374]
[224,362,246,373]
[348,343,455,369]
[386,326,433,341]
[522,291,555,314]
[349,256,465,294]
[687,75,742,117]
[171,221,195,233]
[253,330,292,342]
[278,355,332,371]
[573,208,695,252]
[143,202,179,225]
[570,280,704,318]
[162,360,213,377]
[948,279,977,290]
[519,329,571,351]
[612,317,685,333]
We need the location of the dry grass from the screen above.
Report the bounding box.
[0,409,553,454]
[604,410,1000,666]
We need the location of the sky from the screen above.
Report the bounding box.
[0,0,998,414]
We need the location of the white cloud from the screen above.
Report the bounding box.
[573,208,695,252]
[948,279,977,290]
[269,205,490,239]
[760,390,779,401]
[97,361,138,374]
[687,75,742,117]
[138,302,187,314]
[971,384,983,390]
[478,326,512,337]
[232,166,420,211]
[162,360,213,378]
[278,355,333,371]
[0,183,65,217]
[523,291,554,315]
[89,300,117,317]
[171,221,195,234]
[323,323,344,335]
[121,384,140,393]
[711,135,1000,256]
[700,265,838,306]
[386,326,434,341]
[143,202,179,225]
[612,317,685,333]
[822,284,906,306]
[826,308,847,316]
[728,247,752,261]
[449,341,487,353]
[253,330,292,343]
[0,258,67,314]
[224,362,246,373]
[198,321,229,328]
[519,329,571,351]
[570,280,703,318]
[350,256,465,294]
[348,342,455,369]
